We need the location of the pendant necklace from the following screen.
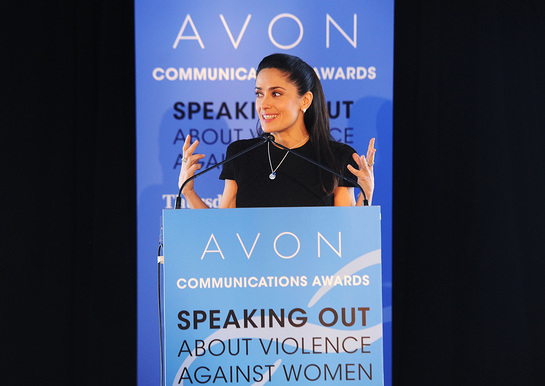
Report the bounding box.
[267,135,309,180]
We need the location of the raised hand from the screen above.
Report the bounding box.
[347,138,376,205]
[178,135,206,195]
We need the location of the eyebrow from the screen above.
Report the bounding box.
[255,86,286,91]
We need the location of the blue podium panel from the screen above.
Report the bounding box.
[163,206,383,385]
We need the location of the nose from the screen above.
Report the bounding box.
[260,93,273,110]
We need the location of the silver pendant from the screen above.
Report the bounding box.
[269,172,276,180]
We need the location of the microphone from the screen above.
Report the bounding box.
[175,133,273,209]
[270,137,369,206]
[261,133,275,142]
[176,133,369,208]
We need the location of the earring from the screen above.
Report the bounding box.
[302,107,307,113]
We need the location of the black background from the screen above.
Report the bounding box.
[2,1,544,385]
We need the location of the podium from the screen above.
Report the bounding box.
[162,206,383,385]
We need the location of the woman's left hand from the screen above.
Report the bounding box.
[347,138,376,205]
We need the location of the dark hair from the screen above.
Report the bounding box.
[256,53,339,193]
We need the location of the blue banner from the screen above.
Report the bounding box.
[135,1,393,384]
[163,207,383,385]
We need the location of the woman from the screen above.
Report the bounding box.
[178,53,375,208]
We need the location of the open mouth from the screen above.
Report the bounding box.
[261,114,278,121]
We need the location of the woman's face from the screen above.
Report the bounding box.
[255,68,305,136]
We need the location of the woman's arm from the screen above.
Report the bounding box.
[334,186,356,206]
[219,180,237,208]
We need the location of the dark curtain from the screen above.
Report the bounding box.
[3,1,136,385]
[393,1,545,385]
[2,1,544,385]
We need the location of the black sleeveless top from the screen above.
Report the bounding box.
[219,138,358,207]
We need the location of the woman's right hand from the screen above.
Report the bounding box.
[178,135,205,195]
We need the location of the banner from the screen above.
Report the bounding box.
[135,1,393,384]
[163,207,382,385]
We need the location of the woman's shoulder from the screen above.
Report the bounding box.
[328,140,357,155]
[226,137,263,152]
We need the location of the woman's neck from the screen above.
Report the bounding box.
[274,128,309,149]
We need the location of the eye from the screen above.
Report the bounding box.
[255,90,263,97]
[272,91,282,97]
